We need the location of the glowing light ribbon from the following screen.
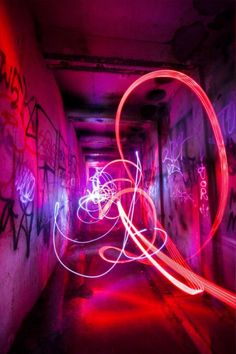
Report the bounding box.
[53,70,236,309]
[115,70,228,258]
[53,154,167,277]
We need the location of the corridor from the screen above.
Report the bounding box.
[0,0,236,353]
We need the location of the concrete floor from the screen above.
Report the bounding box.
[9,243,236,354]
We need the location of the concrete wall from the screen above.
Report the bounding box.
[145,44,235,294]
[205,43,236,291]
[0,1,80,352]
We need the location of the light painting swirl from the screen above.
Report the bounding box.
[53,70,236,310]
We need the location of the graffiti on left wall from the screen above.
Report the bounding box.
[0,49,78,257]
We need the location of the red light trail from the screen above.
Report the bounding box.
[53,70,236,309]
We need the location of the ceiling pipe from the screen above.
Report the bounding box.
[44,52,194,75]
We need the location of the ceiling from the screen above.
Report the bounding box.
[27,0,234,161]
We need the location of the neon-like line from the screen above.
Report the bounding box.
[99,227,168,264]
[117,201,203,295]
[53,202,126,279]
[117,202,236,308]
[115,70,228,258]
[52,70,235,309]
[55,211,120,245]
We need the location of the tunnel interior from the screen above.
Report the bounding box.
[0,0,235,353]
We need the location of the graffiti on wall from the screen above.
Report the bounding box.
[0,48,78,257]
[162,132,197,204]
[197,163,209,217]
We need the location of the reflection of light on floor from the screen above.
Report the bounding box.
[62,262,235,354]
[80,280,164,329]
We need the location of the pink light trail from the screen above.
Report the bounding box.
[53,70,236,310]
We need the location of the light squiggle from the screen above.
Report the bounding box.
[53,70,236,309]
[115,69,228,259]
[15,164,35,203]
[53,154,167,278]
